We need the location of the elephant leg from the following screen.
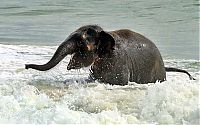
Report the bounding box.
[129,70,152,84]
[150,59,166,83]
[91,63,129,85]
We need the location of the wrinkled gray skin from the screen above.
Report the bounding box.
[91,30,166,85]
[25,25,194,85]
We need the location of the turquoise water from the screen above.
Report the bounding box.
[0,0,199,59]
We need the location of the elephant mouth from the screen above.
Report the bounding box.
[87,43,95,51]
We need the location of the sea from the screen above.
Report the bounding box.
[0,0,199,124]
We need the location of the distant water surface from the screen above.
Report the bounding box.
[0,0,199,59]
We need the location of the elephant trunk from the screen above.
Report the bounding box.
[25,34,78,71]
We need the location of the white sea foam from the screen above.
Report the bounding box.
[0,44,199,124]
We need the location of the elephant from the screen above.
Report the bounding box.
[25,25,195,85]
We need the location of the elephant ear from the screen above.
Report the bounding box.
[97,31,115,58]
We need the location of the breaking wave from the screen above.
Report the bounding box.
[0,44,199,124]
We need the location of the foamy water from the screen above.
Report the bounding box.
[0,44,199,124]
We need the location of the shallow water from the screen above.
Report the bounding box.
[0,0,199,124]
[0,44,199,124]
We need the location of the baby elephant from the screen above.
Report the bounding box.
[25,25,195,85]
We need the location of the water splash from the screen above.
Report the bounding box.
[0,44,199,124]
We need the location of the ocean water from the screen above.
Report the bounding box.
[0,0,199,124]
[0,44,199,124]
[0,0,199,59]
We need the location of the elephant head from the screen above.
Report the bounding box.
[25,25,103,71]
[67,29,116,70]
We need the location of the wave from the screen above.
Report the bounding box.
[0,44,199,124]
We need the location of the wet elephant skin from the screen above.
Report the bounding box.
[25,25,194,85]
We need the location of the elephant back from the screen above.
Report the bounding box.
[111,29,166,84]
